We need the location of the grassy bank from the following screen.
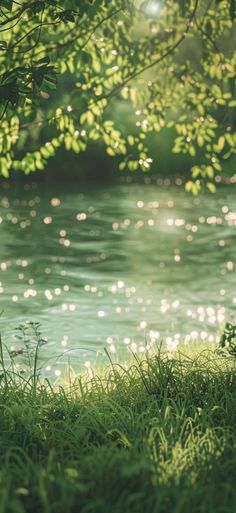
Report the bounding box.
[1,349,236,513]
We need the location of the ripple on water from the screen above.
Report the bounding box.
[0,181,235,373]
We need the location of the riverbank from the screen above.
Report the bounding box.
[0,348,236,513]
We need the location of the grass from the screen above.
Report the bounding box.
[0,344,236,513]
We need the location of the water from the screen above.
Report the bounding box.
[0,179,235,376]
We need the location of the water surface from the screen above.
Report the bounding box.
[0,179,235,375]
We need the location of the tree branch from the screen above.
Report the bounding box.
[100,0,200,102]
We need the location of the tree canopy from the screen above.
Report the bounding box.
[0,0,235,192]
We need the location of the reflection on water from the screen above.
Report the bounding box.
[0,178,235,375]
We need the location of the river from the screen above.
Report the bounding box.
[0,177,235,376]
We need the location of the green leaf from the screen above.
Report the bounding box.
[0,41,7,50]
[192,167,201,178]
[197,104,205,116]
[0,0,13,11]
[72,140,80,153]
[31,1,45,14]
[0,157,9,177]
[191,183,201,195]
[206,182,216,193]
[225,133,235,146]
[189,145,196,157]
[34,56,50,68]
[127,135,135,146]
[217,136,225,151]
[172,146,181,154]
[106,147,115,156]
[57,10,77,24]
[185,181,193,192]
[206,166,214,179]
[80,111,94,125]
[212,161,222,172]
[197,135,204,147]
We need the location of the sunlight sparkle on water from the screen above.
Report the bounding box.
[0,182,235,375]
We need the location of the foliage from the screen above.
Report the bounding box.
[0,0,235,191]
[0,321,48,387]
[1,344,236,511]
[218,320,236,356]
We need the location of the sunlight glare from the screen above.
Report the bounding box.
[145,1,160,17]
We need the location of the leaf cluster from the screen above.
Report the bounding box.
[0,0,235,191]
